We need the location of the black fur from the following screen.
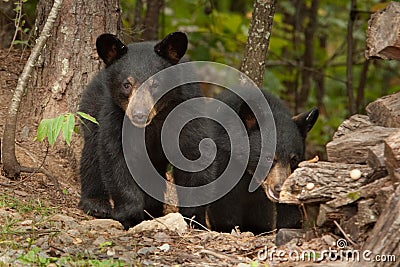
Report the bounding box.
[207,89,319,233]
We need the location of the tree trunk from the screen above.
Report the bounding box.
[27,0,121,168]
[142,0,163,41]
[297,0,319,110]
[346,0,357,115]
[132,0,144,40]
[230,0,248,14]
[313,33,327,116]
[0,0,15,48]
[355,59,370,112]
[314,69,326,115]
[293,0,304,112]
[240,0,277,87]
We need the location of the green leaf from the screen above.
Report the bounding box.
[48,115,64,146]
[77,111,99,125]
[62,113,75,146]
[35,119,51,142]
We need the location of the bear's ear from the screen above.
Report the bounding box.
[292,107,319,138]
[96,34,128,66]
[154,32,188,64]
[239,102,258,130]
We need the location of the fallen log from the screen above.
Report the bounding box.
[324,176,393,209]
[315,177,393,242]
[315,176,393,242]
[326,127,399,164]
[384,131,400,182]
[353,185,400,267]
[332,114,373,140]
[366,92,400,128]
[279,161,384,204]
[366,1,400,60]
[366,143,386,169]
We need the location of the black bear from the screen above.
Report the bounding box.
[207,89,319,233]
[78,32,213,229]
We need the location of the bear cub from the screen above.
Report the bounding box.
[78,32,210,230]
[207,89,319,233]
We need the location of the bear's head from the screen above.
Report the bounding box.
[96,32,188,128]
[239,96,319,202]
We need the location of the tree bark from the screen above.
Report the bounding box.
[26,0,121,169]
[240,0,277,87]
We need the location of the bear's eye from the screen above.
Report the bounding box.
[121,82,132,95]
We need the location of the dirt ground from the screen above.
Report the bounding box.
[0,49,364,266]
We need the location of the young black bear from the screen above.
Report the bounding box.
[207,89,319,233]
[78,32,212,230]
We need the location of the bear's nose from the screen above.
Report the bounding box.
[132,112,147,124]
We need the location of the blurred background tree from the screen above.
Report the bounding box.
[1,0,399,159]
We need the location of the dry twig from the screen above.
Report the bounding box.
[333,220,358,248]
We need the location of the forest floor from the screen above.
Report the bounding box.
[0,49,361,267]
